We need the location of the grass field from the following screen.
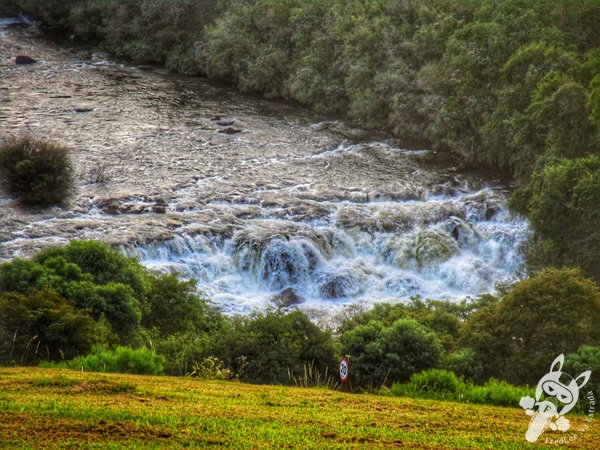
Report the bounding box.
[0,368,597,448]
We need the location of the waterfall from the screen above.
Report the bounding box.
[123,186,530,316]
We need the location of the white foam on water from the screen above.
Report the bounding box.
[124,187,530,317]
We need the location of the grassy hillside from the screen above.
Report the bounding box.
[0,368,597,448]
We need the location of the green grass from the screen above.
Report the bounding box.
[0,368,597,448]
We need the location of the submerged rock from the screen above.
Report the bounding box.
[15,55,36,64]
[415,231,459,267]
[390,229,459,269]
[218,127,242,134]
[272,287,304,308]
[315,266,364,299]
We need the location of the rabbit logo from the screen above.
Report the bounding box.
[519,354,591,443]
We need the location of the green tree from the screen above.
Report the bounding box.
[564,346,600,399]
[0,290,95,365]
[463,269,600,384]
[511,156,600,280]
[143,274,222,336]
[340,318,441,388]
[213,309,337,384]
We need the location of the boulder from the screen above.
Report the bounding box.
[272,287,304,308]
[316,267,363,299]
[218,127,242,134]
[15,55,36,65]
[415,231,459,267]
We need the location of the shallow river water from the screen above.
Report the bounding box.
[0,19,529,319]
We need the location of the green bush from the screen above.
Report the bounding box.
[340,318,441,389]
[210,309,337,385]
[0,242,146,342]
[511,156,600,282]
[0,136,74,206]
[35,240,148,299]
[0,289,95,365]
[338,298,471,352]
[143,274,222,336]
[442,348,485,384]
[565,346,600,400]
[462,379,532,407]
[45,345,164,375]
[390,370,533,408]
[462,268,600,384]
[395,369,465,396]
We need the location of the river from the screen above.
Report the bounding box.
[0,18,529,320]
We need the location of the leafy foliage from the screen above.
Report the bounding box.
[511,156,600,281]
[462,269,600,384]
[0,290,95,365]
[44,345,165,375]
[0,136,74,206]
[340,318,441,388]
[565,346,600,399]
[390,370,533,407]
[211,309,337,385]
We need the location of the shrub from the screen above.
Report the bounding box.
[35,240,148,299]
[49,345,165,375]
[211,309,338,385]
[0,136,74,206]
[394,369,465,397]
[0,289,95,365]
[0,242,146,342]
[565,346,600,400]
[149,330,214,376]
[510,156,600,282]
[390,370,533,408]
[462,268,600,384]
[462,379,532,407]
[442,348,485,384]
[143,274,223,336]
[189,356,231,380]
[340,318,441,389]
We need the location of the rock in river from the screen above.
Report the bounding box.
[15,55,36,64]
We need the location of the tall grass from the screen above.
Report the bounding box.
[288,361,339,390]
[388,369,534,408]
[40,346,164,375]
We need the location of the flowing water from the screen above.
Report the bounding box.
[0,19,530,320]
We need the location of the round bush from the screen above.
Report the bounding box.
[0,136,74,205]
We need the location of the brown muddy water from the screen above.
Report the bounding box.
[0,19,529,320]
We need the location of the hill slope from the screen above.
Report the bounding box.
[0,368,597,448]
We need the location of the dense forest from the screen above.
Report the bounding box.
[2,0,600,399]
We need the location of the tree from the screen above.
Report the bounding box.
[340,318,441,388]
[565,346,600,400]
[143,274,222,336]
[511,156,600,281]
[213,309,337,384]
[0,290,95,365]
[463,269,600,384]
